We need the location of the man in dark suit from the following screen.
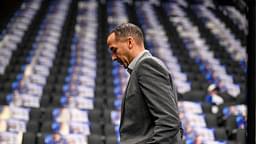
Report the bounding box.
[107,23,182,144]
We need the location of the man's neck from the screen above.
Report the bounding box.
[127,49,148,73]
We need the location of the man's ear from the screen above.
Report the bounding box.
[127,37,133,49]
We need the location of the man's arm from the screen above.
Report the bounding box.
[137,58,181,143]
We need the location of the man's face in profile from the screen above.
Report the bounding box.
[107,33,131,68]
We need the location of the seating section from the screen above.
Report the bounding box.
[0,0,42,75]
[0,0,247,144]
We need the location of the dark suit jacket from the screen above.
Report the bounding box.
[120,51,182,144]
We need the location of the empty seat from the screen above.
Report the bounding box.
[104,124,116,136]
[220,93,236,104]
[88,109,102,122]
[40,121,52,133]
[22,132,36,144]
[236,128,246,144]
[214,128,228,141]
[36,133,45,144]
[87,134,104,144]
[40,95,51,107]
[236,93,246,104]
[94,97,104,109]
[27,120,39,133]
[205,113,218,128]
[40,108,54,122]
[226,140,236,144]
[104,109,112,124]
[191,81,202,90]
[29,108,42,121]
[225,115,237,132]
[106,97,116,109]
[201,102,212,114]
[105,135,118,144]
[90,122,103,135]
[0,93,8,105]
[182,90,205,102]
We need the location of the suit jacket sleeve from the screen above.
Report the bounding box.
[137,58,181,143]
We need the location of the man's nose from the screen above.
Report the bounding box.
[112,54,117,61]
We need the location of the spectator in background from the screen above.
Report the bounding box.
[205,84,224,106]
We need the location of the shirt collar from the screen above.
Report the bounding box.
[127,50,148,74]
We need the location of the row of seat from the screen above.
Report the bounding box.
[183,5,246,104]
[138,2,222,143]
[217,5,247,45]
[103,0,246,144]
[0,0,43,75]
[158,1,246,143]
[0,0,247,144]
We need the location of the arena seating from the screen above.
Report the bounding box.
[0,0,247,144]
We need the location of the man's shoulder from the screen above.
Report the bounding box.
[140,56,166,68]
[137,55,160,64]
[136,56,169,73]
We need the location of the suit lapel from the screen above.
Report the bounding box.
[119,77,130,127]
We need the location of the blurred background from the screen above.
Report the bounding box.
[0,0,248,144]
